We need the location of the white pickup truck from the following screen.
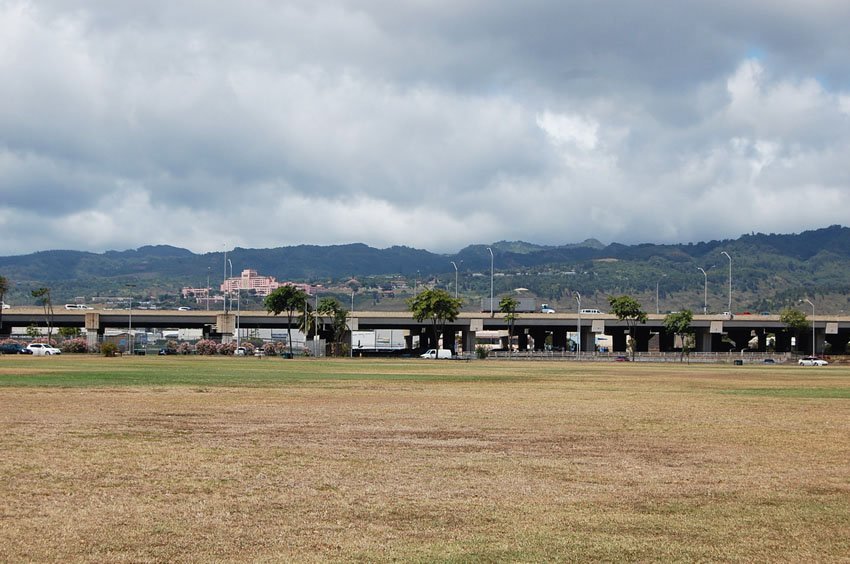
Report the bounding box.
[420,349,452,359]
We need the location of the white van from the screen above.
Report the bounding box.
[64,304,93,310]
[580,308,603,314]
[420,349,452,359]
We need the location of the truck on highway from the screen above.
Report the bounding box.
[481,297,537,313]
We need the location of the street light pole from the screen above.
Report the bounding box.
[450,261,459,299]
[227,259,233,315]
[574,291,582,360]
[125,284,136,355]
[223,247,227,314]
[804,298,816,356]
[487,247,494,315]
[697,267,708,314]
[721,251,732,314]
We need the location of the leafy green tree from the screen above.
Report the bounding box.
[31,287,54,344]
[317,298,350,356]
[264,285,309,356]
[499,296,519,354]
[663,309,694,362]
[0,275,7,335]
[58,327,81,339]
[779,307,809,352]
[407,288,462,356]
[609,295,648,360]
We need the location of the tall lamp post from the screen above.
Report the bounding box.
[697,267,708,314]
[655,274,666,315]
[720,251,732,314]
[223,247,228,314]
[450,261,461,299]
[227,259,235,344]
[574,291,582,360]
[803,298,816,356]
[487,247,494,315]
[125,283,136,355]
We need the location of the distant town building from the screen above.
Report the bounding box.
[220,269,313,296]
[181,287,210,300]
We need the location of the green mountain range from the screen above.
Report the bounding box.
[2,225,849,313]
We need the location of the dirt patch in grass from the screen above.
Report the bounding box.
[0,360,848,561]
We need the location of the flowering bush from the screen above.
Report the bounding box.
[218,342,237,356]
[32,338,59,347]
[0,338,24,347]
[263,341,287,355]
[177,342,193,355]
[60,338,89,353]
[194,339,219,355]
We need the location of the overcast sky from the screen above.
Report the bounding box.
[2,0,849,255]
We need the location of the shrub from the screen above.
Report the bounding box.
[60,337,89,353]
[218,342,237,356]
[101,342,119,357]
[177,342,193,355]
[475,346,489,359]
[194,339,219,355]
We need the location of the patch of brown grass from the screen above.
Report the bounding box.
[1,361,848,562]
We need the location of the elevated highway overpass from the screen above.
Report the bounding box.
[3,308,849,355]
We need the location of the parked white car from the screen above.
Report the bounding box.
[798,356,828,366]
[26,343,62,356]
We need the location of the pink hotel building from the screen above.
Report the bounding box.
[220,269,312,296]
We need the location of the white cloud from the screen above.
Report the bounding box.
[0,1,849,255]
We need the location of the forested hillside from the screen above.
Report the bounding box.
[1,226,849,313]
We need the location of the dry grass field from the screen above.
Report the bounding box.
[1,356,848,562]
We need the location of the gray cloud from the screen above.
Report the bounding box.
[1,0,849,256]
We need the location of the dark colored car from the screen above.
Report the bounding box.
[0,343,34,354]
[158,348,177,355]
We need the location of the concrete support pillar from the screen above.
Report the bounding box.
[216,314,235,344]
[86,329,100,350]
[580,327,595,352]
[695,328,712,352]
[84,312,101,351]
[462,330,476,355]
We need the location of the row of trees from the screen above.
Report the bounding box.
[404,287,818,360]
[263,285,350,356]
